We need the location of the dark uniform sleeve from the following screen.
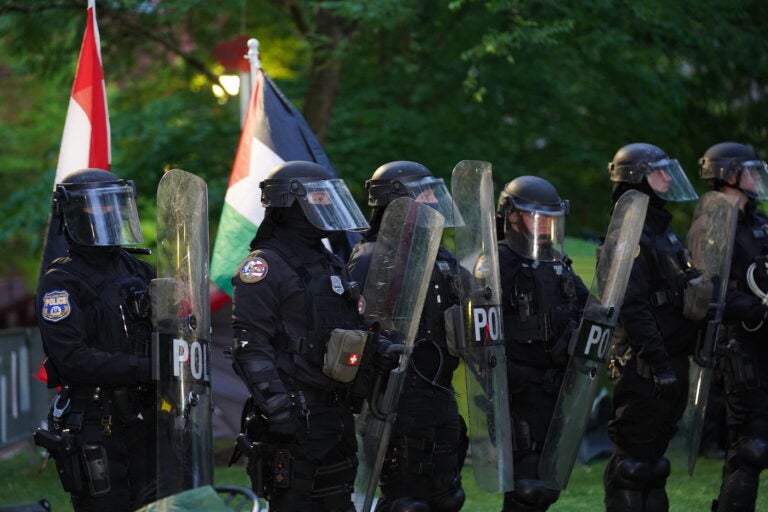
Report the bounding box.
[574,272,590,311]
[346,241,373,289]
[498,243,519,304]
[620,240,671,367]
[37,268,147,387]
[231,249,295,426]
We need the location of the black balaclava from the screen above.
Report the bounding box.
[612,178,666,211]
[251,203,328,249]
[364,207,386,241]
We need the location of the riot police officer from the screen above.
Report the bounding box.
[231,161,383,512]
[35,168,156,512]
[347,161,467,512]
[699,142,768,512]
[496,176,590,511]
[603,143,701,512]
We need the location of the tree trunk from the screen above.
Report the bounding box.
[302,9,349,144]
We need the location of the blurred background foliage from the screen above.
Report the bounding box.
[1,0,767,285]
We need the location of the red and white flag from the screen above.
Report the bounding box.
[56,0,110,180]
[40,0,111,273]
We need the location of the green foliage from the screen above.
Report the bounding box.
[1,0,767,284]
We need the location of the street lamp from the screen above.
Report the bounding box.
[212,74,240,98]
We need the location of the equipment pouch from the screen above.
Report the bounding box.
[683,276,713,321]
[81,443,111,496]
[34,428,84,494]
[272,448,292,489]
[721,340,761,393]
[323,329,368,383]
[443,304,465,358]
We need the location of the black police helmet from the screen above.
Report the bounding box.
[497,175,568,219]
[259,160,334,208]
[60,167,119,186]
[54,168,143,246]
[54,168,134,215]
[699,142,758,181]
[366,161,433,207]
[608,143,668,184]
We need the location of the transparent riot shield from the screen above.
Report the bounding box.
[450,160,514,493]
[538,189,649,490]
[151,169,212,498]
[680,191,738,475]
[353,197,444,512]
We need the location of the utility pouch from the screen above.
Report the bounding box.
[443,304,465,358]
[323,329,368,383]
[721,340,761,393]
[272,448,292,489]
[81,443,111,496]
[683,276,713,321]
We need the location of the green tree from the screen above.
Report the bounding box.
[2,0,767,284]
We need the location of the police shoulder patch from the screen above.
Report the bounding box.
[240,256,269,283]
[41,290,72,322]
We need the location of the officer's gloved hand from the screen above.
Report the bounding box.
[266,394,303,438]
[650,361,678,401]
[374,336,403,374]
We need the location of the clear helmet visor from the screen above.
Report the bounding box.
[739,161,768,200]
[298,179,370,232]
[647,158,699,202]
[505,210,565,261]
[402,176,463,227]
[61,184,144,246]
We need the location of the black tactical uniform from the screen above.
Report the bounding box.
[496,176,589,512]
[35,168,156,512]
[603,143,701,512]
[347,161,467,512]
[230,161,374,512]
[699,142,768,512]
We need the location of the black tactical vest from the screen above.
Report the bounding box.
[45,253,152,380]
[417,249,462,346]
[500,242,580,343]
[256,239,362,367]
[642,227,695,311]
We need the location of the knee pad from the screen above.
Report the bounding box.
[738,437,768,470]
[649,457,671,488]
[505,479,559,510]
[389,497,430,512]
[430,485,465,512]
[612,457,654,491]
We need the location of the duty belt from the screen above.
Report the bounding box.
[51,386,111,432]
[294,387,347,407]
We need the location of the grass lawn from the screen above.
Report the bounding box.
[3,443,768,511]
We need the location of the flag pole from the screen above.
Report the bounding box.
[246,38,261,94]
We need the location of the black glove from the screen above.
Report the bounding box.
[373,336,403,374]
[265,394,303,438]
[650,361,678,401]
